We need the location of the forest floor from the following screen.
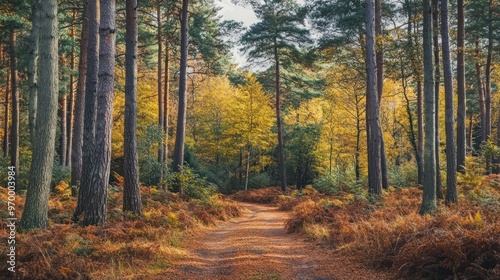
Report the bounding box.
[160,202,393,280]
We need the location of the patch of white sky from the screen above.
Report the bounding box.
[215,0,308,70]
[215,0,258,68]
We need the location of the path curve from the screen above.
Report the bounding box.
[160,202,392,280]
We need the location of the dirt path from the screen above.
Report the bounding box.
[160,203,393,280]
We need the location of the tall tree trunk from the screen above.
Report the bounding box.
[366,0,382,195]
[420,0,437,214]
[432,0,442,199]
[456,0,466,173]
[20,0,58,230]
[485,0,492,146]
[82,0,116,226]
[441,0,457,203]
[164,46,169,161]
[66,9,77,168]
[485,0,494,174]
[60,87,67,166]
[417,80,424,186]
[123,0,141,214]
[475,41,486,145]
[74,0,99,219]
[71,0,89,196]
[28,1,41,143]
[9,28,19,174]
[172,0,190,192]
[407,4,424,186]
[274,43,287,193]
[468,112,473,149]
[157,1,164,166]
[375,0,388,189]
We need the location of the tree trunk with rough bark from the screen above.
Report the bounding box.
[9,28,19,174]
[82,0,116,226]
[172,0,190,193]
[456,0,466,173]
[420,0,437,215]
[432,0,442,199]
[28,0,40,143]
[123,0,142,214]
[74,0,99,219]
[440,0,457,203]
[366,0,382,195]
[71,0,89,196]
[20,0,59,230]
[375,0,388,189]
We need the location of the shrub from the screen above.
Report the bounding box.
[247,173,272,189]
[167,166,217,202]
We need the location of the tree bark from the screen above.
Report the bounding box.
[274,43,287,193]
[82,0,116,226]
[9,28,19,174]
[440,0,457,203]
[20,0,59,230]
[66,9,77,168]
[366,0,382,195]
[28,1,41,143]
[432,0,442,199]
[123,0,142,214]
[71,0,89,196]
[420,0,437,214]
[74,0,99,219]
[375,0,388,189]
[172,0,190,192]
[60,85,67,166]
[456,0,466,173]
[157,0,164,166]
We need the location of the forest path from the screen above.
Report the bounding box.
[160,202,392,280]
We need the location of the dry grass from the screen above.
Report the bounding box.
[238,181,500,279]
[0,185,242,279]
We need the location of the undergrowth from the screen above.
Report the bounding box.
[0,180,242,279]
[233,180,500,279]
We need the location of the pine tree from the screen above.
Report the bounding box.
[241,0,310,192]
[123,0,142,214]
[20,0,59,230]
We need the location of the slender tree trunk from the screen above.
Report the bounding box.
[157,1,164,166]
[274,43,287,193]
[420,0,437,214]
[172,0,190,191]
[485,0,493,145]
[82,0,116,226]
[417,80,424,186]
[476,43,486,145]
[164,46,169,161]
[441,0,457,203]
[20,0,58,230]
[66,9,77,168]
[28,1,41,142]
[74,0,99,219]
[432,0,442,199]
[71,0,89,196]
[468,112,473,149]
[375,0,388,189]
[456,0,466,173]
[366,0,382,195]
[60,86,67,166]
[123,0,141,214]
[9,28,19,174]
